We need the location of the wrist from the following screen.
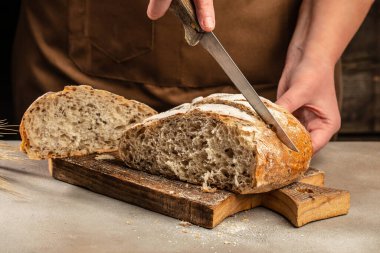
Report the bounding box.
[285,43,336,73]
[301,43,338,68]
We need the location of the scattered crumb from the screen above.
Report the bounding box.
[95,154,115,160]
[185,184,189,188]
[201,173,218,193]
[125,221,131,225]
[224,241,237,246]
[179,221,192,227]
[181,229,188,233]
[241,218,249,222]
[169,190,175,194]
[201,185,217,193]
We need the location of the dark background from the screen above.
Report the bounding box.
[1,1,20,134]
[340,1,380,140]
[0,1,379,140]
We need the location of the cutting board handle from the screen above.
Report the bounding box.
[169,0,205,46]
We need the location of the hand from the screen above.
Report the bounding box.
[147,0,215,32]
[276,55,341,154]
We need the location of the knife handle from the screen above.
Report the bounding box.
[169,0,205,46]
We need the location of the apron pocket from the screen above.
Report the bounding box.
[68,0,153,80]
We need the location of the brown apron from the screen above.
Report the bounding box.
[12,0,302,120]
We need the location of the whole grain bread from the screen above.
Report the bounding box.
[119,93,313,194]
[20,85,157,159]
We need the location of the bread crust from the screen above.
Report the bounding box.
[120,93,312,194]
[20,85,157,159]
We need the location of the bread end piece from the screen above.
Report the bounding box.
[20,85,157,160]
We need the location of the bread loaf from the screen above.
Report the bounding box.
[119,93,312,194]
[20,85,157,159]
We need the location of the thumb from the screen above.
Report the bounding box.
[309,128,332,154]
[275,88,305,113]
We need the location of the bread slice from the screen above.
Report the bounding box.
[20,85,157,159]
[119,93,312,194]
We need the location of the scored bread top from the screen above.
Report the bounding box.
[20,85,157,159]
[123,93,312,193]
[194,94,312,191]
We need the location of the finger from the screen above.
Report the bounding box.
[309,114,341,154]
[147,0,172,20]
[275,87,306,113]
[193,0,215,32]
[309,128,335,154]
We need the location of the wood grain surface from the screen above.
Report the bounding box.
[50,153,350,228]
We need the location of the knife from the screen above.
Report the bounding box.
[169,0,299,152]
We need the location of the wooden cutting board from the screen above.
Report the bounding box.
[49,153,350,228]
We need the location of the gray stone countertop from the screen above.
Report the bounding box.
[1,141,379,253]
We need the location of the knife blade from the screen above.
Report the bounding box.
[169,0,298,152]
[199,33,299,152]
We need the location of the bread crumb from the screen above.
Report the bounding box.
[201,172,217,193]
[95,154,115,160]
[201,184,217,193]
[179,221,192,227]
[224,241,237,246]
[169,190,175,194]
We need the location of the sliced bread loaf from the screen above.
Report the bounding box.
[20,85,157,159]
[119,93,312,194]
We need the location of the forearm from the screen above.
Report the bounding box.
[277,0,373,153]
[289,0,374,66]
